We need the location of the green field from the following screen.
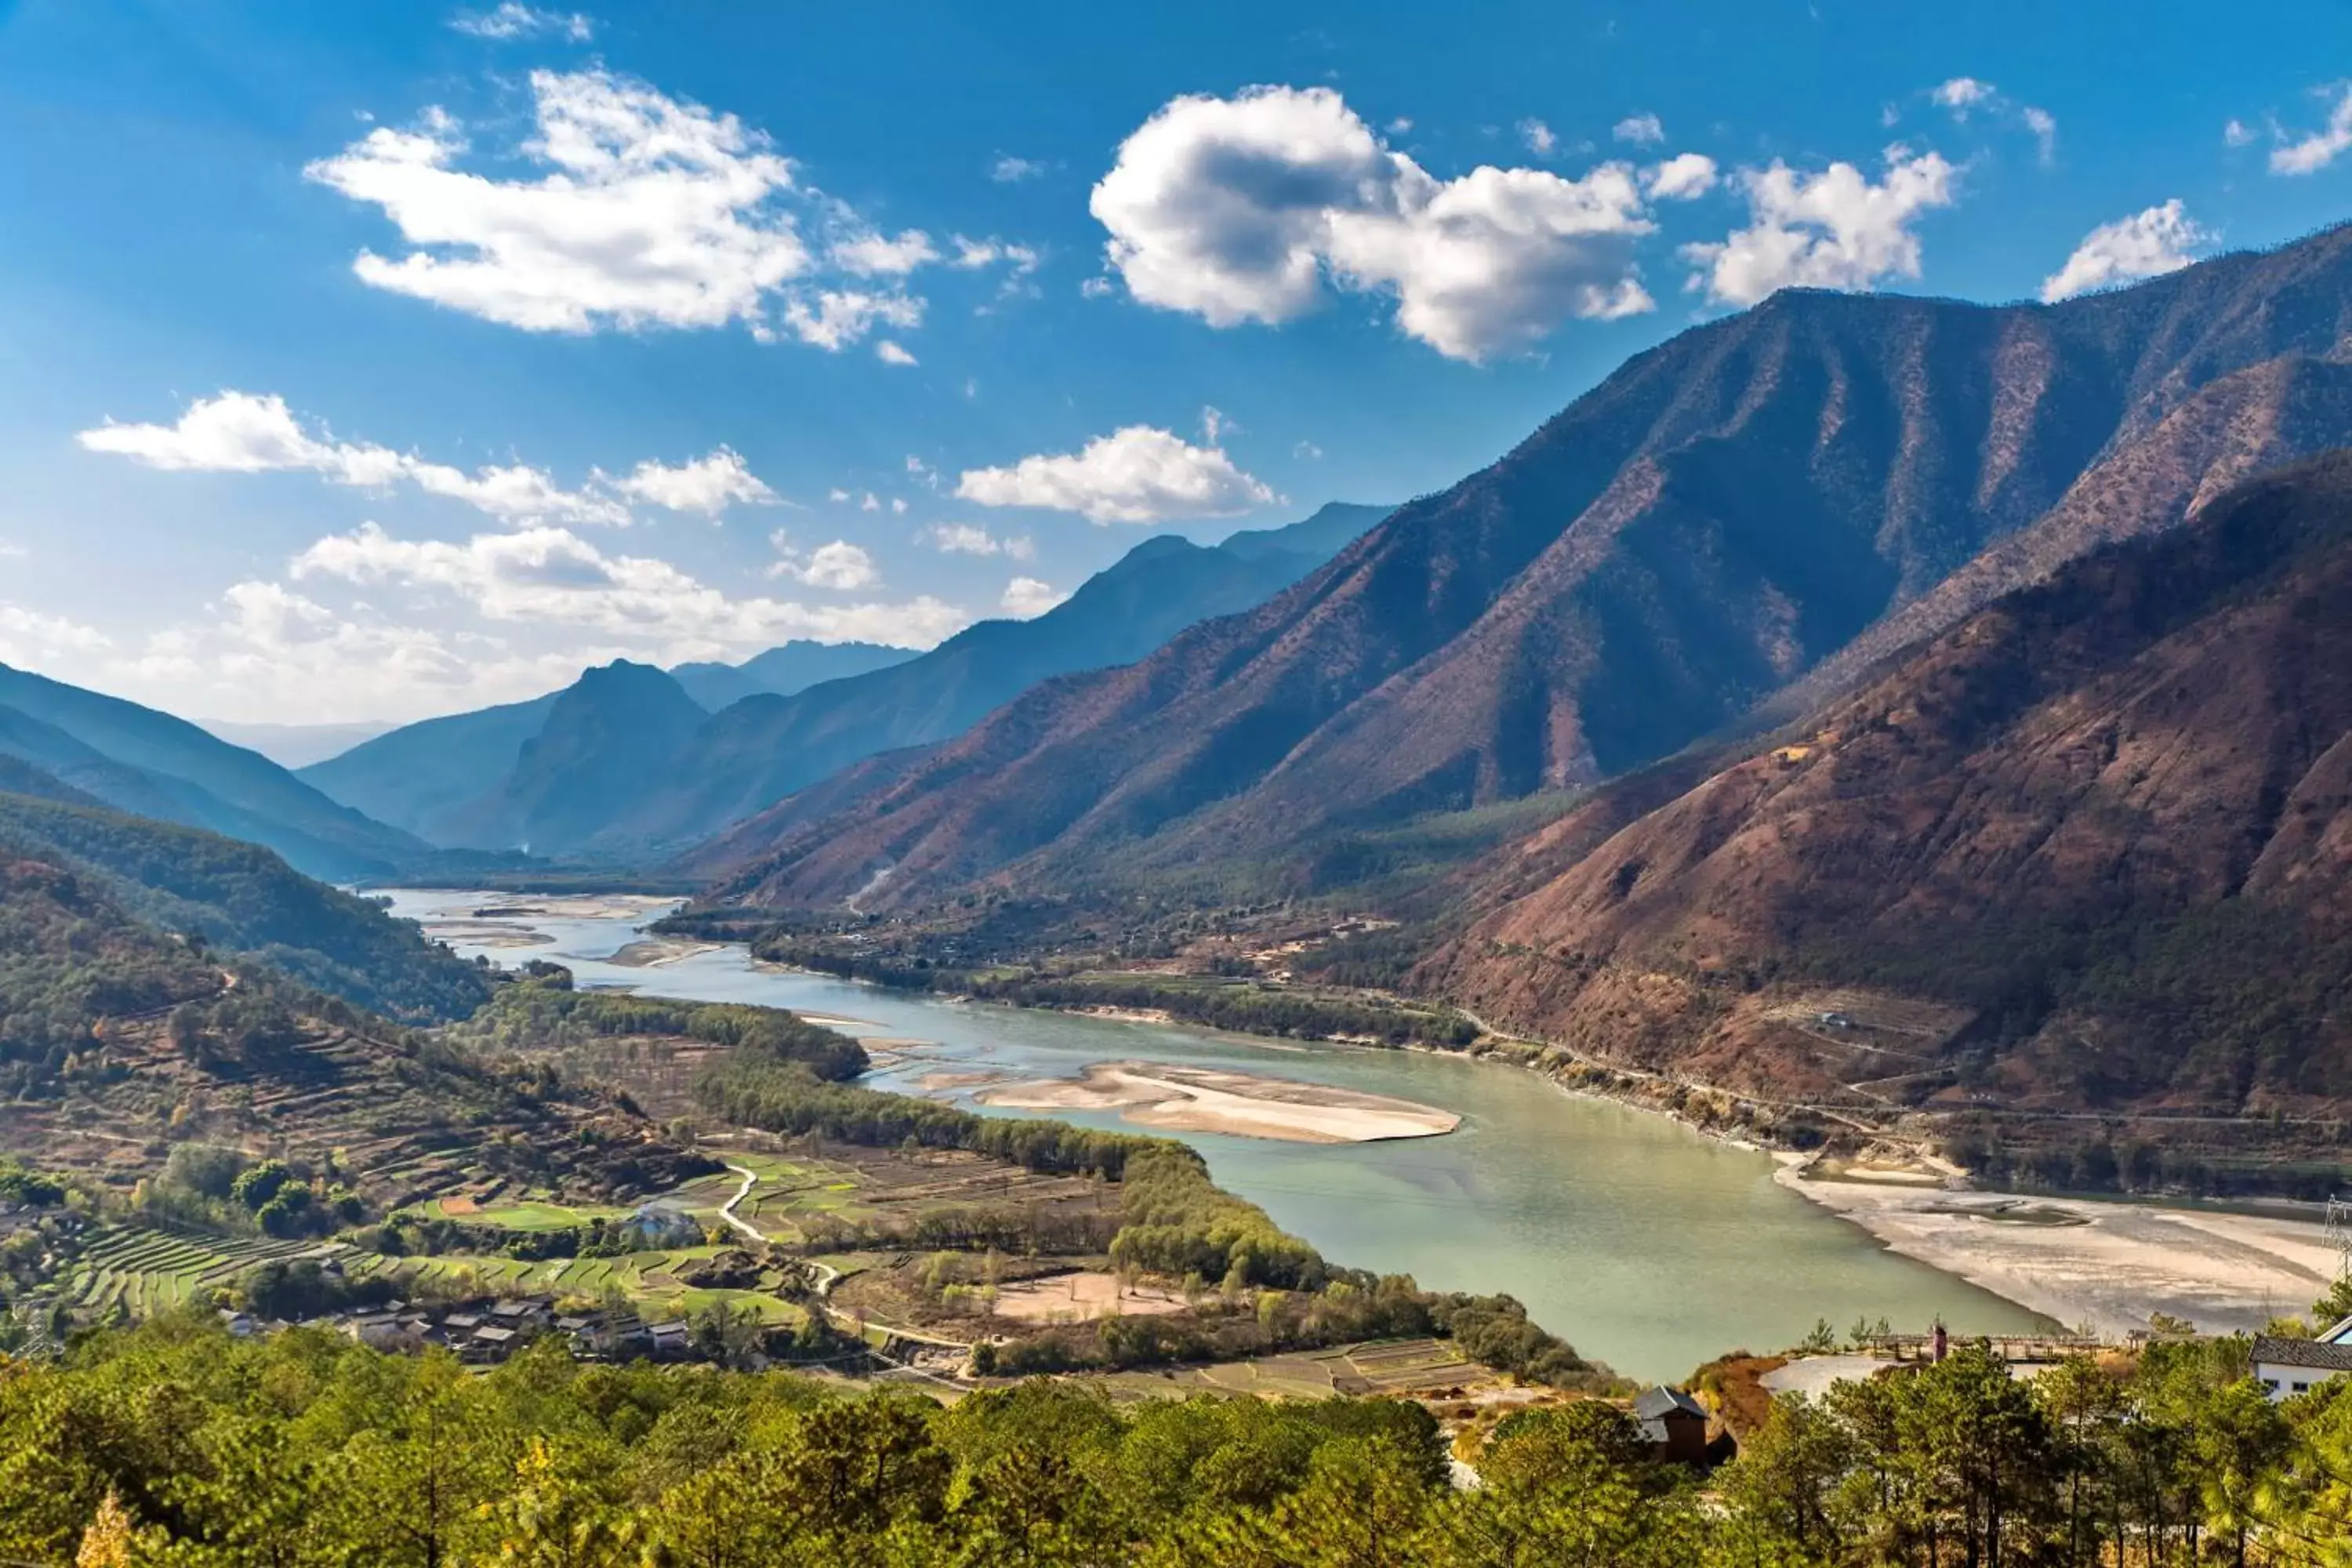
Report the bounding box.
[343,1243,805,1327]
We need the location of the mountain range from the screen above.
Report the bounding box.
[695,224,2352,914]
[303,502,1392,856]
[0,662,430,883]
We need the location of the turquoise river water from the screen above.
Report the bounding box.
[385,889,2047,1381]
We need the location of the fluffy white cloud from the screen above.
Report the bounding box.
[0,604,111,664]
[949,235,1040,274]
[875,339,919,366]
[1090,85,1655,361]
[924,522,1035,560]
[2039,200,2211,303]
[829,227,939,276]
[782,289,924,350]
[956,426,1276,524]
[1613,113,1665,146]
[2225,118,2257,149]
[0,539,25,559]
[78,390,631,526]
[990,154,1044,183]
[604,447,779,515]
[307,69,811,335]
[1645,153,1718,201]
[1518,118,1558,156]
[292,521,961,646]
[1681,146,1958,306]
[768,535,880,590]
[448,3,593,40]
[999,577,1068,619]
[2273,84,2352,175]
[1930,77,1994,116]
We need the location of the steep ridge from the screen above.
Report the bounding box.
[702,226,2352,913]
[0,666,427,882]
[668,639,916,711]
[1420,452,2352,1114]
[600,503,1392,851]
[459,660,709,853]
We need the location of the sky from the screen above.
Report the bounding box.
[3,0,2351,726]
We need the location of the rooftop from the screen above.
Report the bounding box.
[2252,1335,2352,1374]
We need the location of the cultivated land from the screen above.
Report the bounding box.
[978,1060,1461,1144]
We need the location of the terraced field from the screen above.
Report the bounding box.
[66,1225,326,1318]
[341,1244,806,1327]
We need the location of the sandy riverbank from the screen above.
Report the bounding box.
[603,938,724,968]
[1778,1158,2340,1335]
[978,1060,1461,1144]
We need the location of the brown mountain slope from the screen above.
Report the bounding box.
[706,226,2352,913]
[1417,452,2352,1118]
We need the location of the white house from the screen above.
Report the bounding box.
[2252,1314,2352,1402]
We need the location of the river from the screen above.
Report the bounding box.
[386,888,2049,1381]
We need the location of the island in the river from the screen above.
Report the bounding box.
[977,1060,1461,1144]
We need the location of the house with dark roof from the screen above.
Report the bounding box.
[1633,1386,1711,1464]
[2253,1322,2352,1402]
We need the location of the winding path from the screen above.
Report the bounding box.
[717,1163,764,1242]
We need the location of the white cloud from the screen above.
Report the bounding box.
[782,289,924,350]
[1613,113,1665,146]
[990,154,1044,183]
[1645,153,1718,201]
[1930,78,1994,117]
[1386,116,1414,135]
[78,390,631,526]
[875,339,918,366]
[949,234,1040,274]
[924,522,1034,561]
[1680,146,1958,306]
[768,535,880,590]
[604,447,779,515]
[827,487,851,503]
[0,604,111,666]
[859,492,881,512]
[829,227,939,276]
[2225,118,2258,149]
[2273,84,2352,175]
[1079,275,1114,299]
[890,497,908,515]
[999,577,1068,619]
[1293,440,1323,460]
[0,539,25,559]
[292,521,960,645]
[448,3,594,41]
[2022,107,2057,165]
[307,68,811,335]
[956,425,1276,524]
[1518,118,1558,156]
[1090,85,1656,361]
[2039,200,2211,303]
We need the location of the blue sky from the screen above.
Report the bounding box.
[2,0,2350,724]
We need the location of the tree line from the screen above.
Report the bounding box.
[11,1315,2352,1565]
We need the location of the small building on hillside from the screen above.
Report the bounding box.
[1634,1386,1711,1464]
[2253,1317,2352,1402]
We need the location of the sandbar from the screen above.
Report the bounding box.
[604,938,723,968]
[977,1060,1460,1144]
[1779,1157,2339,1335]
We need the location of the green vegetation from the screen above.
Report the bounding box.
[456,967,869,1080]
[0,788,489,1024]
[13,1318,2352,1565]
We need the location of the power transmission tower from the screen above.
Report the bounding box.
[2326,1194,2352,1284]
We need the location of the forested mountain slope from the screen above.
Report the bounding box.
[1421,452,2352,1118]
[699,225,2352,913]
[0,663,426,881]
[0,775,489,1023]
